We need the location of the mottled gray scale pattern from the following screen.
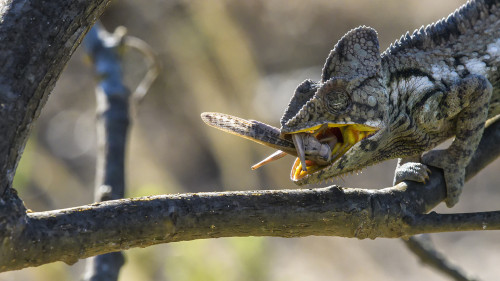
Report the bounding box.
[280,80,320,128]
[385,0,499,56]
[322,26,381,81]
[383,0,500,113]
[281,48,388,134]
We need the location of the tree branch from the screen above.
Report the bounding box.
[82,23,129,281]
[403,235,475,281]
[0,116,498,272]
[412,211,500,233]
[0,0,111,196]
[0,0,111,273]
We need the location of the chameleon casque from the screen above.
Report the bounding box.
[202,0,500,207]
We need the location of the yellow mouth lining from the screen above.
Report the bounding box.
[290,123,378,180]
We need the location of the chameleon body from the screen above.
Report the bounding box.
[202,0,500,207]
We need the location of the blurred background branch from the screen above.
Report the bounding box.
[404,235,476,281]
[124,35,161,106]
[81,22,160,281]
[82,23,129,281]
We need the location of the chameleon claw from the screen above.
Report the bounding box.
[292,134,308,171]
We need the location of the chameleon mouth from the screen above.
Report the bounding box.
[289,123,378,181]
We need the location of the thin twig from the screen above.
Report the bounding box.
[123,35,161,104]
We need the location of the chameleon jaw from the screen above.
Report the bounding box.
[288,123,379,181]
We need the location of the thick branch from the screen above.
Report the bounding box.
[0,0,111,272]
[0,0,111,196]
[0,185,449,271]
[0,182,497,272]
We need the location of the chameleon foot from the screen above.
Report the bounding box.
[393,162,431,185]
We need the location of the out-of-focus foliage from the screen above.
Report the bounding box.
[161,238,269,281]
[3,0,500,280]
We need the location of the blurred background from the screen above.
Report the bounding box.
[3,0,500,280]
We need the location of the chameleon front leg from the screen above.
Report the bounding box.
[421,75,492,207]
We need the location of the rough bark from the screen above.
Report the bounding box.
[0,0,110,273]
[0,0,111,196]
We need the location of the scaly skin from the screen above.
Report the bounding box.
[203,0,500,207]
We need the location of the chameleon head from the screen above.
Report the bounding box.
[280,77,386,183]
[280,26,391,184]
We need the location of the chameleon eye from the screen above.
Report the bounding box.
[318,78,351,114]
[324,89,350,114]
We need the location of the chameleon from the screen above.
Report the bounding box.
[201,0,500,207]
